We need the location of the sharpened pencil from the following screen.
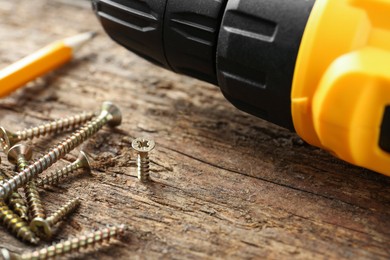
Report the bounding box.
[0,31,96,98]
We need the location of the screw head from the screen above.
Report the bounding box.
[30,218,52,238]
[132,138,155,153]
[0,127,17,152]
[101,101,122,127]
[77,151,91,173]
[7,144,33,165]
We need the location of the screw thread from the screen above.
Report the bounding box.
[0,112,110,199]
[5,192,28,222]
[16,156,29,170]
[137,154,150,182]
[25,182,45,221]
[19,225,126,259]
[16,112,95,141]
[0,171,28,222]
[35,160,80,187]
[0,201,38,244]
[15,156,46,221]
[46,198,80,226]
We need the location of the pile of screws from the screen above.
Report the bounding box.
[0,101,146,259]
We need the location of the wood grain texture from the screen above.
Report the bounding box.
[0,0,389,259]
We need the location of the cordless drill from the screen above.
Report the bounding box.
[92,0,390,177]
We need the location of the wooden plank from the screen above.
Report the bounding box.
[0,0,389,259]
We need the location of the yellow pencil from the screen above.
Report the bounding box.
[0,32,96,98]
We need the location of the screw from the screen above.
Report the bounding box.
[24,181,45,222]
[4,146,32,222]
[8,144,46,223]
[0,101,122,200]
[7,143,32,167]
[1,224,127,260]
[132,137,155,182]
[0,162,29,222]
[0,172,38,244]
[0,111,95,152]
[5,192,29,222]
[30,197,80,238]
[0,202,39,245]
[35,151,91,187]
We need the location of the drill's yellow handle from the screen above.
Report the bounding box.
[292,0,390,175]
[313,48,390,174]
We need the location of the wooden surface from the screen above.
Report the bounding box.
[0,0,389,259]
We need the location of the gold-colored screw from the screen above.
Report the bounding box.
[0,201,39,245]
[0,224,127,260]
[30,197,80,238]
[132,137,155,182]
[0,162,29,222]
[24,181,45,222]
[0,170,38,244]
[2,146,31,221]
[5,192,29,222]
[35,151,91,187]
[0,111,95,152]
[7,145,46,223]
[0,101,122,199]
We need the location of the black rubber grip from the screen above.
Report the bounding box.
[163,0,227,84]
[92,0,227,84]
[216,0,315,130]
[92,0,169,67]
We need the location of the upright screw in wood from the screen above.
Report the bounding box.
[8,144,46,225]
[132,137,155,182]
[35,151,91,187]
[0,111,95,152]
[0,224,127,260]
[0,101,122,200]
[30,197,80,238]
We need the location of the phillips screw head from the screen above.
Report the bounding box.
[131,138,155,153]
[132,138,155,182]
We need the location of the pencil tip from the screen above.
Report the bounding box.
[88,31,98,39]
[63,31,97,51]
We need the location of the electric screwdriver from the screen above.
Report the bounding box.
[92,0,390,177]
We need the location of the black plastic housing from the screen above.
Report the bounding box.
[163,0,226,84]
[92,0,169,67]
[217,0,315,129]
[92,0,226,84]
[92,0,315,130]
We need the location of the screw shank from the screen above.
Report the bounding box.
[19,225,126,259]
[15,112,95,142]
[137,153,150,182]
[25,181,45,220]
[46,198,80,226]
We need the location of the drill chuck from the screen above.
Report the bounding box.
[92,0,390,176]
